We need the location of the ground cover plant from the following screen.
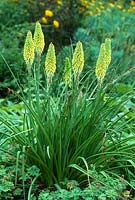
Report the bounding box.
[0,21,135,199]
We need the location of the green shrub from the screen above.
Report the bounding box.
[0,0,30,28]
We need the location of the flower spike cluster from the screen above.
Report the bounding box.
[23,31,35,71]
[34,22,45,57]
[23,22,111,90]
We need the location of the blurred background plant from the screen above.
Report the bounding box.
[80,0,135,16]
[73,9,135,85]
[1,0,135,99]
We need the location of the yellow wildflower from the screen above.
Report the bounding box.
[53,20,60,28]
[23,31,35,70]
[64,57,72,88]
[128,8,132,12]
[109,3,115,8]
[96,7,100,12]
[41,17,48,24]
[100,5,104,10]
[72,41,84,75]
[34,22,45,57]
[90,2,94,7]
[88,11,93,16]
[99,1,103,5]
[45,43,56,77]
[131,1,135,6]
[117,4,122,9]
[45,9,53,17]
[81,0,88,5]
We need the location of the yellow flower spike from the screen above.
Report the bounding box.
[45,9,53,17]
[72,41,84,76]
[95,43,106,84]
[64,57,72,88]
[45,43,56,89]
[53,20,60,28]
[41,17,48,24]
[45,42,56,77]
[23,31,35,71]
[105,38,111,68]
[34,22,45,57]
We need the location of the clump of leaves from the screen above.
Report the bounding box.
[1,22,135,190]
